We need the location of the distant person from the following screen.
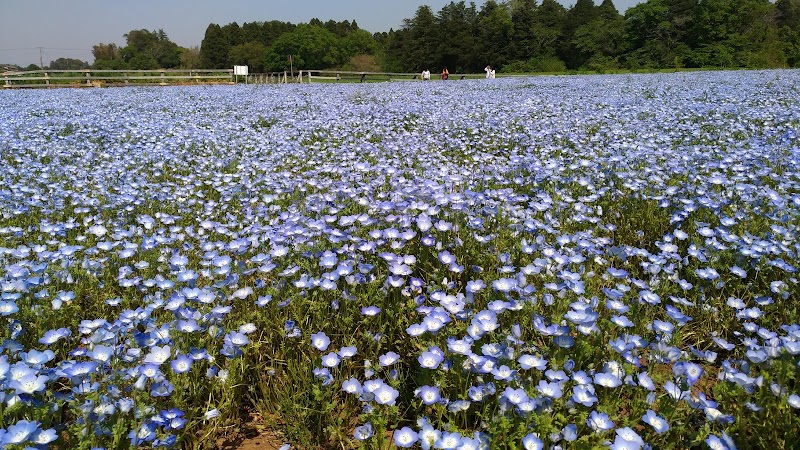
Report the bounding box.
[441,67,449,80]
[485,65,496,79]
[421,69,431,81]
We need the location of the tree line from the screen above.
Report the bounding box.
[88,0,799,73]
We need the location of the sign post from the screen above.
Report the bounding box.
[233,65,249,84]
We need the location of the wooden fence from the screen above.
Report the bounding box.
[2,68,516,88]
[1,69,233,88]
[302,70,497,83]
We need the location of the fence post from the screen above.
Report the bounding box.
[160,70,166,86]
[45,72,50,86]
[86,70,91,86]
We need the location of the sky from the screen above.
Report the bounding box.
[0,0,644,67]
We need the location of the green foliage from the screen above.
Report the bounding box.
[96,0,800,73]
[264,24,343,71]
[502,56,567,73]
[229,41,268,72]
[200,24,229,68]
[48,58,89,70]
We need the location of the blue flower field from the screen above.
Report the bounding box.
[0,70,798,449]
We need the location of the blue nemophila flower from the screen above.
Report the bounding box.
[521,432,544,450]
[587,410,614,432]
[416,385,442,405]
[418,349,444,370]
[339,346,357,358]
[170,354,193,374]
[342,378,362,395]
[4,420,42,446]
[21,349,55,366]
[705,432,737,450]
[419,423,441,450]
[354,422,374,440]
[11,372,48,395]
[361,305,380,316]
[502,387,529,405]
[321,352,341,368]
[310,367,331,385]
[144,345,171,365]
[594,371,622,388]
[435,431,462,449]
[379,351,400,366]
[572,384,598,407]
[310,331,330,351]
[393,426,419,448]
[642,409,670,434]
[537,379,563,398]
[373,383,399,405]
[613,427,644,448]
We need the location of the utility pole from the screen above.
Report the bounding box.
[37,47,44,70]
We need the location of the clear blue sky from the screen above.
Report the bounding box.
[0,0,643,67]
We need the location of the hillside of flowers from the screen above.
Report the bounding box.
[0,70,798,449]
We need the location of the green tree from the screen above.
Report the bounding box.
[228,41,268,72]
[623,0,680,68]
[92,43,125,69]
[477,0,513,69]
[180,46,202,69]
[118,29,181,69]
[402,5,440,71]
[201,24,229,68]
[436,1,479,72]
[777,0,800,65]
[692,0,778,67]
[531,0,567,57]
[573,0,625,70]
[776,0,800,27]
[264,24,343,71]
[560,0,600,69]
[509,0,537,62]
[48,58,89,70]
[341,29,379,57]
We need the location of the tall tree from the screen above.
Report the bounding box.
[180,46,202,69]
[229,42,268,72]
[477,0,513,68]
[623,0,680,68]
[49,58,89,70]
[436,1,479,72]
[402,6,440,71]
[263,24,343,71]
[201,24,229,68]
[573,0,625,69]
[221,22,243,47]
[560,0,600,68]
[776,0,800,66]
[509,0,537,62]
[531,0,567,58]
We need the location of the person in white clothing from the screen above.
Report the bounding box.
[484,65,496,79]
[421,69,431,81]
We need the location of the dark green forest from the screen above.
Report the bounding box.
[89,0,800,73]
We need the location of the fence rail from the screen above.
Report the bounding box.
[2,68,518,88]
[1,69,234,88]
[303,70,503,83]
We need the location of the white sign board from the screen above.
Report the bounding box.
[234,65,248,76]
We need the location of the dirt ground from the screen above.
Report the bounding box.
[224,430,286,450]
[213,412,289,450]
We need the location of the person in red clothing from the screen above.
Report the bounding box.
[440,67,449,80]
